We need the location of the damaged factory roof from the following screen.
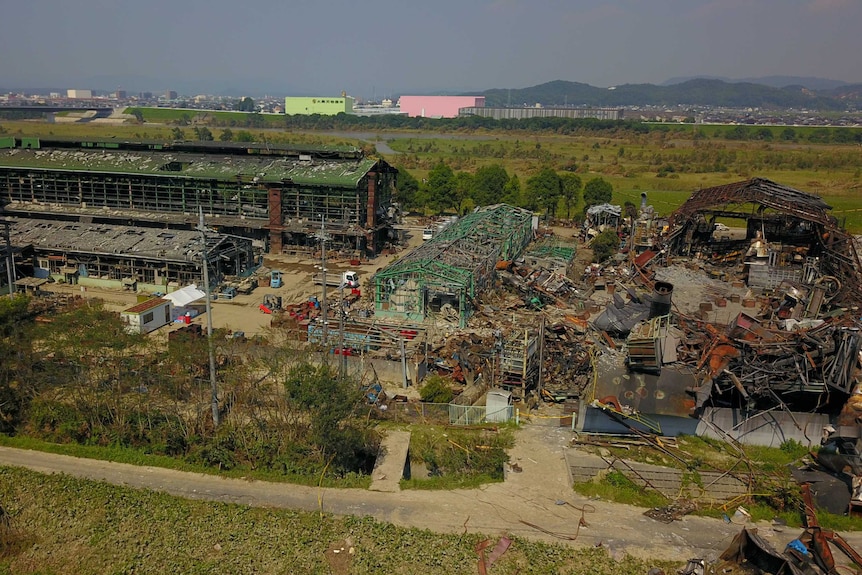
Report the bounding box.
[667,177,862,306]
[379,204,534,282]
[7,217,238,263]
[0,147,380,187]
[670,177,833,228]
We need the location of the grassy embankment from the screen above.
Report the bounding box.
[0,467,674,575]
[0,434,369,489]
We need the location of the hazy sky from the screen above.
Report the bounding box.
[2,0,861,98]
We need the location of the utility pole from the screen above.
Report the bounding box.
[312,216,331,348]
[1,220,15,298]
[198,207,219,428]
[338,280,346,380]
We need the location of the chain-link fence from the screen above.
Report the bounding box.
[372,401,515,426]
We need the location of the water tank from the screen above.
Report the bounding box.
[649,281,674,318]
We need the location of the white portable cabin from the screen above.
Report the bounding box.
[120,297,171,334]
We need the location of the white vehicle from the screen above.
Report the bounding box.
[422,228,434,241]
[313,270,360,288]
[714,223,730,231]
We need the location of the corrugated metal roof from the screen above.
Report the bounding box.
[122,297,169,315]
[0,148,378,187]
[7,217,234,263]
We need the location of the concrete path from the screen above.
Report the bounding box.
[369,430,411,492]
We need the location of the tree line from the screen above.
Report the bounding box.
[395,161,613,218]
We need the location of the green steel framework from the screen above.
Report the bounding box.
[373,204,534,327]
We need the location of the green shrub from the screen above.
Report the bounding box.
[780,438,807,458]
[418,375,455,404]
[591,229,620,263]
[187,431,238,470]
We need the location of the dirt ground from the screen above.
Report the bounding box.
[41,223,430,341]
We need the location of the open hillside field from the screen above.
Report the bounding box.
[2,118,861,229]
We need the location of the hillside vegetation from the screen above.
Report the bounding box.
[0,295,511,489]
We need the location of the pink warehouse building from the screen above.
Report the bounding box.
[398,95,485,118]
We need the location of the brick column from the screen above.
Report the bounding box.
[366,172,377,229]
[267,188,283,253]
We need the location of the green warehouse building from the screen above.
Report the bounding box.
[284,95,354,116]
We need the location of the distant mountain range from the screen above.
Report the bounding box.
[660,75,849,91]
[3,75,862,111]
[480,78,862,111]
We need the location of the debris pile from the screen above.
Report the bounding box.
[702,486,862,575]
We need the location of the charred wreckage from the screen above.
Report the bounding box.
[369,179,862,531]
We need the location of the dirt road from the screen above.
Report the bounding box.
[0,416,836,563]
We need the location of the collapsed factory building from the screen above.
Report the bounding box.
[373,204,535,327]
[580,178,862,445]
[667,177,862,307]
[0,137,399,258]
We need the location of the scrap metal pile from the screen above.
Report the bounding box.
[419,179,862,417]
[690,474,862,575]
[655,179,862,415]
[683,305,862,413]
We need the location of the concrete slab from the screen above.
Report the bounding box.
[369,430,411,492]
[565,449,748,502]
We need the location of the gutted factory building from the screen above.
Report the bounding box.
[0,137,399,257]
[6,217,254,293]
[373,204,535,326]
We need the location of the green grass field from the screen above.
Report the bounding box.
[384,131,862,229]
[0,120,355,149]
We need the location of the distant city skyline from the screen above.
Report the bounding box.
[2,0,861,100]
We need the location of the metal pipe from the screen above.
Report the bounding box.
[319,216,329,347]
[339,281,345,380]
[401,338,408,389]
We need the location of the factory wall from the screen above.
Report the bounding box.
[398,95,485,118]
[284,96,354,115]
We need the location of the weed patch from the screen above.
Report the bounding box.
[403,425,515,489]
[573,470,669,509]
